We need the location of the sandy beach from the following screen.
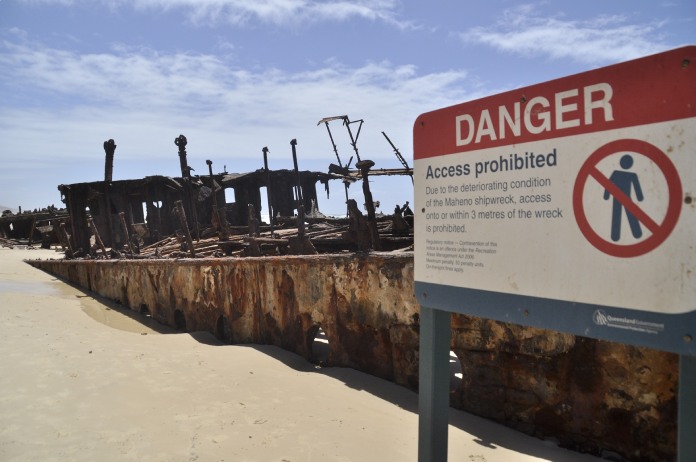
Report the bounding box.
[0,247,601,462]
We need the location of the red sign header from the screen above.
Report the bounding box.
[414,46,696,159]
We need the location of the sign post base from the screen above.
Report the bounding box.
[679,354,696,462]
[418,306,451,462]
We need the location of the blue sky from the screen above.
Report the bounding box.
[1,0,694,215]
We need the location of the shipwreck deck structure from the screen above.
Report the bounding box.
[56,135,413,259]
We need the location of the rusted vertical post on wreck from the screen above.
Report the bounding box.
[290,139,306,239]
[205,159,219,230]
[61,186,79,254]
[287,140,317,255]
[104,139,116,183]
[175,134,200,241]
[174,200,196,258]
[206,159,230,241]
[175,135,189,181]
[247,204,260,237]
[262,147,275,236]
[356,159,381,250]
[118,212,135,255]
[27,216,36,246]
[103,139,116,247]
[245,203,262,256]
[87,217,108,257]
[59,223,74,257]
[54,222,67,251]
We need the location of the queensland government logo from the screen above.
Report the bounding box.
[593,310,609,326]
[592,309,664,334]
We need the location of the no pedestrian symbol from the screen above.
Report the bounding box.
[573,139,683,258]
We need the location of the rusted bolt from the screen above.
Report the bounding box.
[523,309,529,316]
[520,95,527,103]
[421,208,426,213]
[682,58,690,68]
[422,292,427,299]
[685,195,693,205]
[684,334,693,343]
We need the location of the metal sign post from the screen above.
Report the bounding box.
[413,46,696,461]
[679,355,696,460]
[417,306,451,461]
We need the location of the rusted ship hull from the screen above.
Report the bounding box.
[28,253,677,462]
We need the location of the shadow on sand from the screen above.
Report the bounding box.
[42,272,594,461]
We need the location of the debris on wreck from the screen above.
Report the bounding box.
[57,120,413,259]
[0,206,69,249]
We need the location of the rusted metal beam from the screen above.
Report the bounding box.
[175,135,189,180]
[59,223,73,257]
[287,139,318,255]
[319,117,347,169]
[245,203,261,256]
[244,236,289,245]
[205,159,220,227]
[345,199,370,251]
[103,139,116,247]
[175,134,200,241]
[27,216,36,246]
[206,159,230,241]
[174,200,196,258]
[247,203,260,237]
[356,159,381,250]
[104,139,116,183]
[319,120,351,212]
[262,147,275,236]
[343,116,363,163]
[290,139,306,239]
[381,131,410,170]
[87,217,108,257]
[118,212,135,255]
[381,131,413,184]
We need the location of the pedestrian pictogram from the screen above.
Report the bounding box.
[573,139,683,258]
[603,154,644,242]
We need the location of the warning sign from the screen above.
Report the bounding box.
[413,46,696,355]
[573,139,682,258]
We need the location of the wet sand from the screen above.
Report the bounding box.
[0,247,601,461]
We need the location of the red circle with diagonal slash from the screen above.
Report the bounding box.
[573,139,682,258]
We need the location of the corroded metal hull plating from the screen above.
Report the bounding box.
[29,254,419,383]
[28,255,677,461]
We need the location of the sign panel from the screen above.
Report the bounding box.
[413,46,696,354]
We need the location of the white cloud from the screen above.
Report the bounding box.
[462,5,670,65]
[0,36,471,189]
[17,0,412,28]
[2,32,461,210]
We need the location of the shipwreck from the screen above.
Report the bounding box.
[25,119,678,462]
[0,206,68,249]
